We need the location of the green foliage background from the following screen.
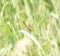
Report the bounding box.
[0,0,60,56]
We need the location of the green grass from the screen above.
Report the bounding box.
[0,0,60,56]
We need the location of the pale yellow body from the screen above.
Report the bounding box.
[9,37,33,56]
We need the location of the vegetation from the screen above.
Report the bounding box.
[0,0,60,56]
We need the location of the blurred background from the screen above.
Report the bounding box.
[0,0,60,56]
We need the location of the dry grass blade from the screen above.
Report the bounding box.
[20,30,46,56]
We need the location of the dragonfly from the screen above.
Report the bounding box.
[23,21,32,32]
